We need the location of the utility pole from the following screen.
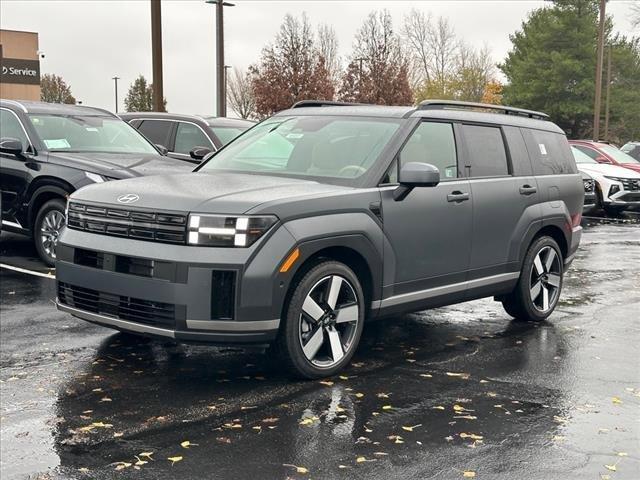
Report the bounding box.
[593,0,607,141]
[604,46,612,141]
[151,0,164,112]
[206,0,234,117]
[112,76,120,113]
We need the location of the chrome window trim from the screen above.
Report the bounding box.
[130,117,217,153]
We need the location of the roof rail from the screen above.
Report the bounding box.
[291,100,366,109]
[418,99,549,120]
[0,99,28,113]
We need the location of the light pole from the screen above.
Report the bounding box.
[112,76,120,113]
[224,64,231,112]
[151,0,164,112]
[593,0,607,141]
[206,0,234,117]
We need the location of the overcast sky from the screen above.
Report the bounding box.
[1,0,637,115]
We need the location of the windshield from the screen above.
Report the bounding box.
[210,126,248,146]
[28,114,158,154]
[571,146,597,164]
[600,144,639,164]
[198,115,401,185]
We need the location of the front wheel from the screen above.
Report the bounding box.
[34,198,66,267]
[275,261,365,379]
[502,236,563,322]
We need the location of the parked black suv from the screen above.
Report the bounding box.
[120,112,253,163]
[0,99,193,266]
[56,100,583,378]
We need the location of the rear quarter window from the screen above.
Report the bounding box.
[522,129,577,175]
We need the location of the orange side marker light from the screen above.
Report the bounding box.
[279,248,300,273]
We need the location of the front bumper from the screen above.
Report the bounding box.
[55,225,298,344]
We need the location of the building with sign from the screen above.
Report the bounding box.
[0,29,41,101]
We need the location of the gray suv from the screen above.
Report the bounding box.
[55,100,583,379]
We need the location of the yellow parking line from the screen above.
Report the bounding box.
[0,263,55,280]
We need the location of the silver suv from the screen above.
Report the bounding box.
[55,100,583,378]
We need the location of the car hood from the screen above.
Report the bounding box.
[615,163,640,173]
[48,151,193,177]
[577,163,640,178]
[70,172,353,214]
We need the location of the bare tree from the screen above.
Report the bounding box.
[317,23,341,88]
[227,67,256,119]
[631,2,640,29]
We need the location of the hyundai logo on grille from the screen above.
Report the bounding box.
[117,193,140,204]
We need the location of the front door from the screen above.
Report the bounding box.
[381,121,473,309]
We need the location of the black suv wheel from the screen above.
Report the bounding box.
[275,261,365,379]
[34,198,66,267]
[502,236,563,322]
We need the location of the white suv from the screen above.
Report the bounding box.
[572,146,640,214]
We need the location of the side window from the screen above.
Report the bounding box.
[399,122,457,180]
[462,124,509,177]
[502,126,533,176]
[573,145,599,160]
[137,120,172,147]
[0,109,30,147]
[174,122,213,155]
[381,159,398,184]
[523,129,578,175]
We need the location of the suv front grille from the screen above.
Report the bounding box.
[606,177,640,191]
[58,281,176,328]
[67,202,187,244]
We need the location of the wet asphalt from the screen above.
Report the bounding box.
[1,216,639,480]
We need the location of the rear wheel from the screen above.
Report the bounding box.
[502,236,563,322]
[275,261,365,379]
[34,198,66,267]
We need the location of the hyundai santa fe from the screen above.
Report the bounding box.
[55,100,583,379]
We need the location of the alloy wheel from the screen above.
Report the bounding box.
[40,210,65,260]
[529,245,561,312]
[298,275,360,368]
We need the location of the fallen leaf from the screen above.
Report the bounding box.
[617,452,628,457]
[319,380,334,386]
[382,405,393,410]
[612,397,623,404]
[339,375,349,380]
[355,393,365,398]
[454,415,478,420]
[262,417,279,423]
[604,464,617,472]
[139,452,154,459]
[459,433,483,441]
[446,372,470,380]
[420,373,433,378]
[168,456,183,465]
[283,464,309,474]
[402,424,422,432]
[433,406,445,410]
[181,440,198,448]
[356,456,367,463]
[463,472,476,478]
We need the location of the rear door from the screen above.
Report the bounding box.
[381,120,473,309]
[461,123,540,282]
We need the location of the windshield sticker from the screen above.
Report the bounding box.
[85,127,99,132]
[285,133,304,139]
[43,138,71,149]
[539,143,547,155]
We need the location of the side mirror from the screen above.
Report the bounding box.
[0,138,24,156]
[393,162,440,201]
[155,144,169,156]
[596,156,612,164]
[190,146,212,161]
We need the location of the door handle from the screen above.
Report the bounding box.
[447,191,470,203]
[519,185,537,195]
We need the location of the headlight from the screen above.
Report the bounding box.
[85,172,107,183]
[187,214,278,247]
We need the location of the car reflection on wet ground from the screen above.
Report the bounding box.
[1,215,639,479]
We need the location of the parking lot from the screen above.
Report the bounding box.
[0,213,638,480]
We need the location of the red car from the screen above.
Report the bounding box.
[569,140,640,174]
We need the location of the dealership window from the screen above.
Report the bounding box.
[399,122,458,180]
[137,120,172,148]
[174,122,213,155]
[523,129,577,175]
[462,124,509,177]
[0,109,30,149]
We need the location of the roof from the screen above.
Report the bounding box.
[0,99,116,117]
[118,111,254,127]
[276,101,562,133]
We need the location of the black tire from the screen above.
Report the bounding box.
[502,236,563,322]
[33,198,66,267]
[274,261,365,379]
[604,205,627,216]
